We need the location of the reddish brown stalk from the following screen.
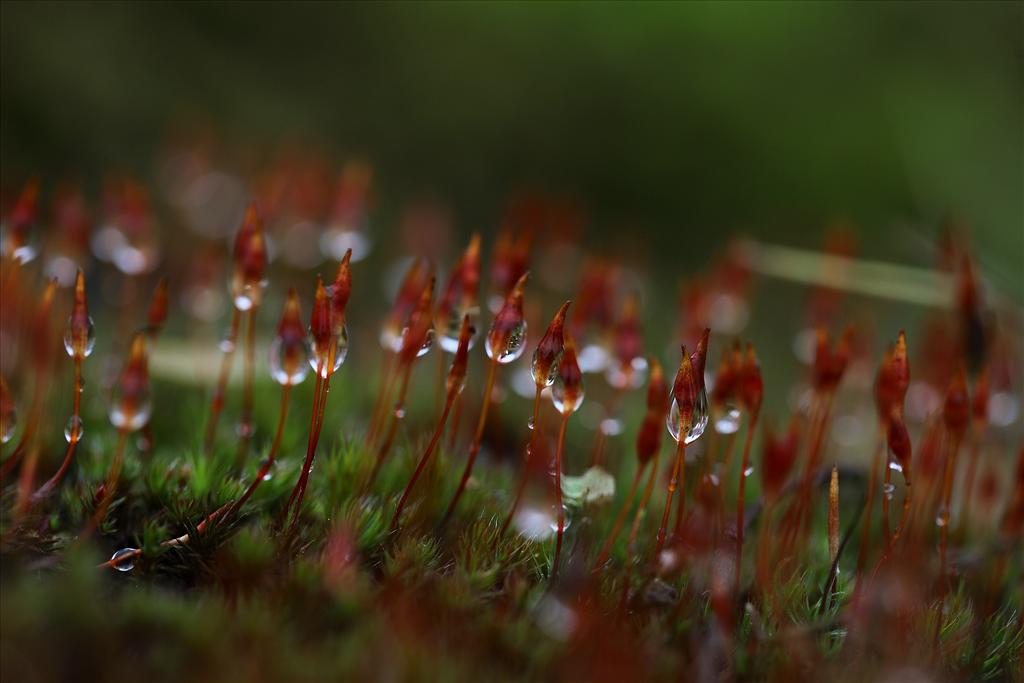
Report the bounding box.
[31,357,82,500]
[656,436,690,556]
[854,427,885,594]
[282,353,331,531]
[228,384,291,519]
[236,306,258,465]
[494,387,544,550]
[83,429,128,535]
[442,356,498,526]
[370,363,414,486]
[734,408,759,593]
[960,369,988,530]
[393,317,472,533]
[594,464,646,570]
[552,411,570,576]
[366,352,395,446]
[204,306,241,454]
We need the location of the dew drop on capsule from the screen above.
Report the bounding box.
[110,548,138,572]
[666,387,709,445]
[268,337,310,386]
[439,309,478,354]
[64,415,84,443]
[486,320,528,364]
[63,316,96,358]
[547,504,571,532]
[888,461,903,474]
[308,326,348,378]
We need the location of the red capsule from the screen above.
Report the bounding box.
[4,177,39,261]
[689,328,711,392]
[943,364,970,439]
[64,270,94,359]
[331,248,353,332]
[635,358,668,465]
[812,326,853,393]
[436,235,481,329]
[446,315,474,397]
[398,278,435,366]
[231,205,268,311]
[711,347,740,408]
[672,346,697,421]
[552,332,584,415]
[875,331,910,419]
[485,272,529,365]
[147,277,169,335]
[309,277,334,368]
[382,258,431,351]
[110,334,152,432]
[761,416,800,500]
[270,288,309,386]
[531,300,571,388]
[739,343,763,413]
[887,412,912,476]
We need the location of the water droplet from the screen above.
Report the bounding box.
[394,407,406,419]
[883,482,895,500]
[547,504,571,532]
[235,421,254,438]
[110,547,138,572]
[259,458,274,481]
[713,404,742,435]
[218,334,236,353]
[531,348,562,387]
[63,316,96,358]
[935,504,949,527]
[109,390,152,432]
[308,326,349,377]
[438,308,479,354]
[552,380,585,415]
[666,387,709,445]
[527,416,536,430]
[64,415,84,443]
[486,320,528,364]
[743,466,754,478]
[888,461,903,474]
[232,280,266,312]
[269,335,310,386]
[577,343,610,374]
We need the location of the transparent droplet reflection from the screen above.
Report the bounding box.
[110,547,138,572]
[666,387,709,445]
[486,321,527,364]
[64,415,84,443]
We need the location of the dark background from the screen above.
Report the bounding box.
[2,1,1021,291]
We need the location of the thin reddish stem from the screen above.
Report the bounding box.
[441,357,498,527]
[734,408,759,595]
[494,387,543,551]
[236,307,257,466]
[655,436,688,560]
[594,463,645,570]
[204,307,242,454]
[32,357,84,500]
[82,429,128,537]
[552,411,570,577]
[228,384,291,519]
[391,392,456,532]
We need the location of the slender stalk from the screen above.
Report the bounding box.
[372,361,414,479]
[280,356,327,529]
[227,384,291,519]
[881,449,893,554]
[552,411,570,576]
[204,307,241,454]
[83,430,128,536]
[934,431,962,651]
[594,463,645,570]
[366,352,395,445]
[959,424,983,531]
[853,427,885,601]
[734,408,760,594]
[446,391,464,450]
[441,357,498,527]
[655,436,688,559]
[494,387,543,551]
[236,306,258,466]
[32,356,84,500]
[620,449,660,615]
[391,392,456,532]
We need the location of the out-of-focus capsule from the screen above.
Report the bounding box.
[63,270,95,359]
[269,288,310,386]
[109,334,152,432]
[485,272,529,365]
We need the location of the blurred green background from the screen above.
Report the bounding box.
[1,1,1021,291]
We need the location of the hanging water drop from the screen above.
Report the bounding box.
[888,461,903,474]
[743,466,754,478]
[666,387,709,445]
[487,320,528,364]
[110,548,138,572]
[63,316,96,358]
[64,415,84,443]
[883,482,895,500]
